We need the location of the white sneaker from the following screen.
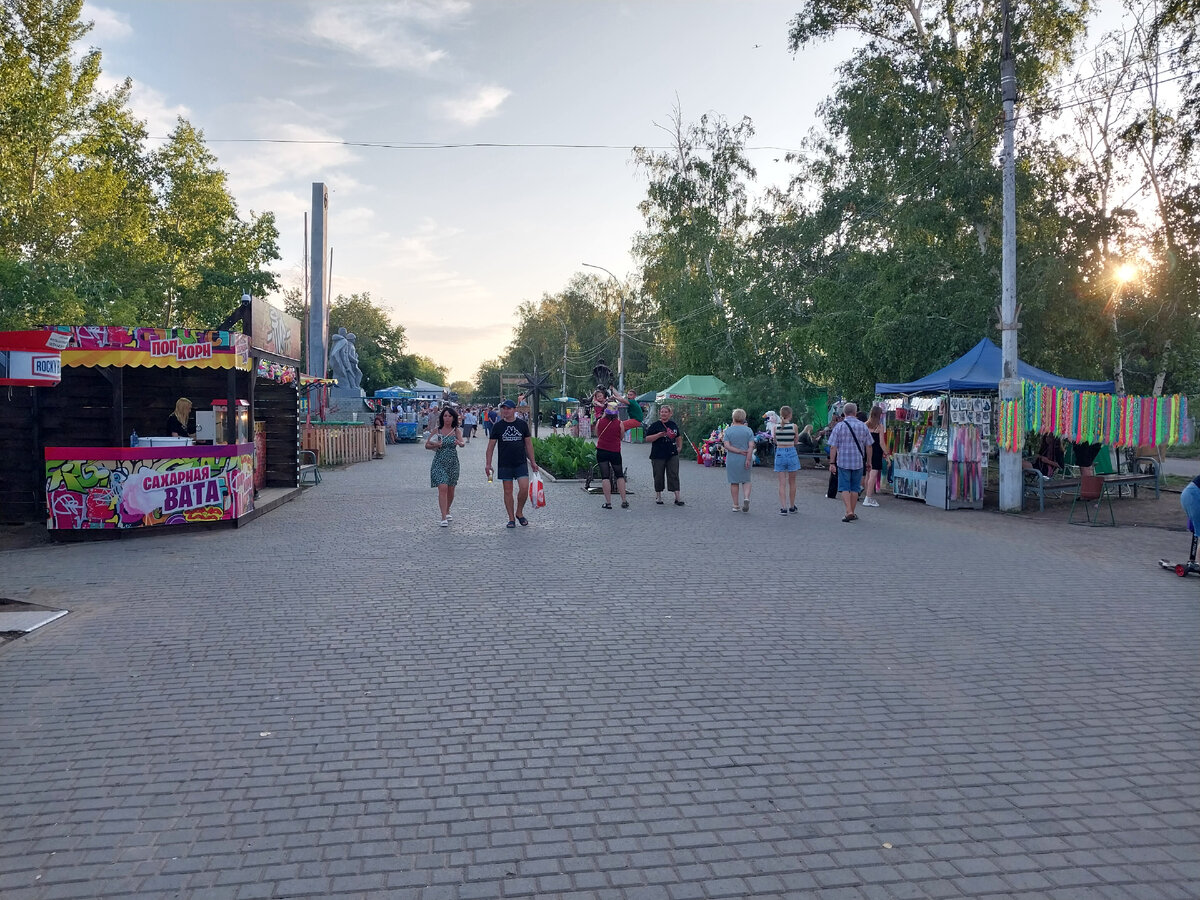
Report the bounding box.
[446,514,453,521]
[862,498,880,507]
[439,519,449,527]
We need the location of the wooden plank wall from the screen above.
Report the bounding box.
[1,366,266,524]
[255,380,299,488]
[0,387,39,524]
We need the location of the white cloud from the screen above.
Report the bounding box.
[436,84,511,126]
[222,120,360,196]
[93,71,190,137]
[83,2,132,42]
[306,0,470,72]
[130,82,190,138]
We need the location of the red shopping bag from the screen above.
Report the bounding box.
[532,471,547,509]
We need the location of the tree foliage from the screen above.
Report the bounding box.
[0,0,279,330]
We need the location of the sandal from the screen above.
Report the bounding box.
[506,520,516,528]
[517,516,529,526]
[842,515,853,523]
[602,503,612,509]
[655,499,664,505]
[674,500,685,506]
[621,501,629,509]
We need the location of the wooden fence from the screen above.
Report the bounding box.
[301,423,374,466]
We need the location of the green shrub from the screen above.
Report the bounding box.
[532,435,597,478]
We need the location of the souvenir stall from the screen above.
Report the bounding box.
[876,338,1115,511]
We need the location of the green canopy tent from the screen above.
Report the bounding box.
[656,375,728,404]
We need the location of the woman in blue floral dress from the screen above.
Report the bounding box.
[426,406,464,527]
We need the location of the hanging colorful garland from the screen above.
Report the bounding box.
[1021,381,1189,447]
[998,398,1023,452]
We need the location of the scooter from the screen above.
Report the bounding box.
[1159,522,1200,577]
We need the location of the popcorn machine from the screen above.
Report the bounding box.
[212,399,249,443]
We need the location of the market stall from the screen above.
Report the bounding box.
[876,338,1115,510]
[0,302,305,532]
[374,386,420,441]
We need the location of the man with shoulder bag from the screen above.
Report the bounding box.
[827,402,872,522]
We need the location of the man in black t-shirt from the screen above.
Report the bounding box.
[643,404,684,506]
[485,400,540,527]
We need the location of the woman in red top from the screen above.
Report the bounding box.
[595,401,636,509]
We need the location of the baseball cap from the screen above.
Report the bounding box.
[500,399,516,408]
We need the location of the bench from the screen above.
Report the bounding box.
[797,451,829,468]
[1103,462,1161,500]
[1024,470,1082,512]
[299,449,321,486]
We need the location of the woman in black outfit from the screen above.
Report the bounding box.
[167,397,193,438]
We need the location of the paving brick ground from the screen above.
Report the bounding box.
[1,437,1197,899]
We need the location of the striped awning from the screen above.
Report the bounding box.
[47,326,252,371]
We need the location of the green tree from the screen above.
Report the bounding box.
[772,0,1094,396]
[0,0,160,325]
[0,0,280,330]
[153,119,279,327]
[473,359,503,403]
[407,355,448,387]
[327,292,410,395]
[633,107,759,378]
[448,380,474,402]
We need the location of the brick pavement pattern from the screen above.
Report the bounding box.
[1,438,1197,899]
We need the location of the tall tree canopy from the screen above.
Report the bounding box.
[0,0,279,330]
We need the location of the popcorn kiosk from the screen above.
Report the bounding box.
[0,302,303,532]
[40,327,258,531]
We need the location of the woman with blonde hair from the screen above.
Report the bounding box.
[862,404,889,507]
[167,398,193,438]
[722,408,756,512]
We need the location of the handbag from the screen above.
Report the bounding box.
[826,469,839,499]
[531,471,547,509]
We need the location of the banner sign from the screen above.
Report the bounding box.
[45,445,255,530]
[251,297,302,360]
[42,326,251,371]
[0,330,65,386]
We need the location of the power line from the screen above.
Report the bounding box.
[144,136,803,154]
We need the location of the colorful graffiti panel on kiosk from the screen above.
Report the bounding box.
[45,448,254,530]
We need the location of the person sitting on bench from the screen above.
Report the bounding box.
[1025,434,1064,478]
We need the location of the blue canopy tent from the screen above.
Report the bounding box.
[374,386,416,399]
[374,387,420,441]
[876,338,1115,395]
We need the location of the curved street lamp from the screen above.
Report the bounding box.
[581,262,625,394]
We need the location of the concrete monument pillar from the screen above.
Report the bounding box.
[307,183,329,377]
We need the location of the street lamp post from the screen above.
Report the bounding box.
[582,262,625,393]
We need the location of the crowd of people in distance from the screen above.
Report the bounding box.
[398,386,902,529]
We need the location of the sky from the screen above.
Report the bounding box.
[82,1,1125,384]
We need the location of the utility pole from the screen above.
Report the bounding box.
[581,262,625,394]
[561,322,568,398]
[998,0,1021,512]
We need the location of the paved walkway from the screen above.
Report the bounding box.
[1,438,1197,899]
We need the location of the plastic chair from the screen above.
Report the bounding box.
[1069,474,1113,525]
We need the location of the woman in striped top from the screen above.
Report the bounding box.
[773,406,800,515]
